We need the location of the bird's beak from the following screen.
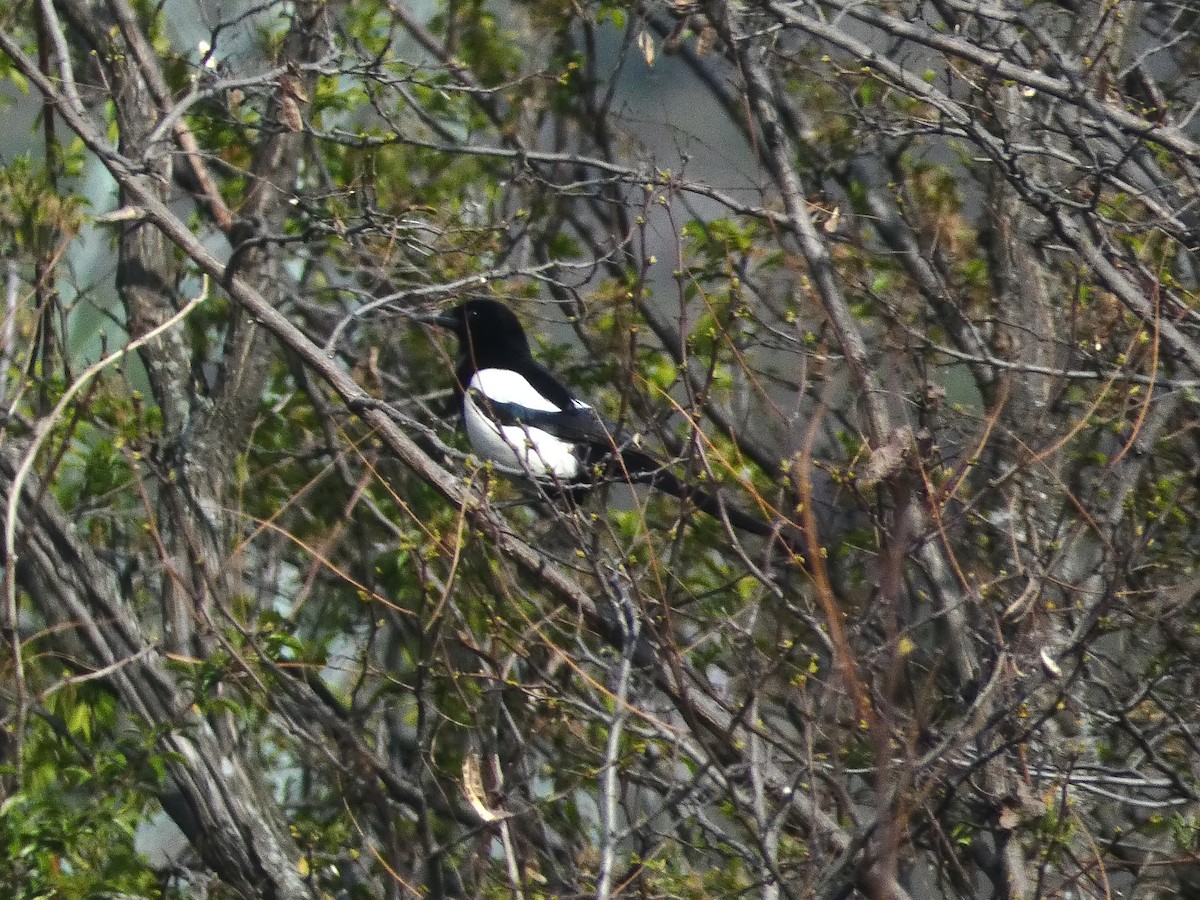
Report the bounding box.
[412,310,456,329]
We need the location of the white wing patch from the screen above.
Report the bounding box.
[469,369,565,411]
[463,369,584,479]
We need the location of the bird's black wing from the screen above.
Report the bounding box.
[470,390,793,546]
[467,390,660,470]
[468,391,623,448]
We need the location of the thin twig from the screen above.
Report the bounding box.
[2,278,209,778]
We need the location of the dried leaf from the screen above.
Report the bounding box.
[1039,648,1062,679]
[637,29,656,68]
[279,72,309,103]
[279,95,303,132]
[462,752,501,822]
[860,425,913,488]
[998,803,1021,830]
[822,206,841,233]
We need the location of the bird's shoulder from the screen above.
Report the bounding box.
[468,363,582,413]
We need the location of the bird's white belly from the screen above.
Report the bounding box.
[464,392,580,480]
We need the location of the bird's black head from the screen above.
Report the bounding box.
[433,300,532,368]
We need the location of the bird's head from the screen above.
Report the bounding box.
[432,299,532,365]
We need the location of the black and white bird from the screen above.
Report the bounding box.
[432,299,791,546]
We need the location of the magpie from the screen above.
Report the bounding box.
[432,299,792,547]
